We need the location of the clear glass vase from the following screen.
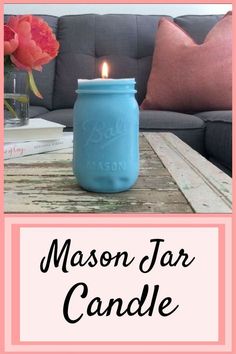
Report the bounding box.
[4,71,29,127]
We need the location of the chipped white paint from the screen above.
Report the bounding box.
[144,132,232,213]
[4,134,192,213]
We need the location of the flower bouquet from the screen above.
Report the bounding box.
[4,15,59,127]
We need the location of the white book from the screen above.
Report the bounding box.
[4,118,65,143]
[4,133,73,160]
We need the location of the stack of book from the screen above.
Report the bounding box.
[4,118,73,160]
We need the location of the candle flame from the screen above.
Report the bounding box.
[101,62,109,79]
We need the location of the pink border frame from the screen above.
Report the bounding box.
[3,214,233,353]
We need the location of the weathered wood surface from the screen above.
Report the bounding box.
[145,132,232,213]
[4,134,193,213]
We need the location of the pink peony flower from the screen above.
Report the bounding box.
[7,15,59,71]
[4,24,19,55]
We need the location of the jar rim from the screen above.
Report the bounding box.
[77,78,136,86]
[77,78,137,94]
[76,89,137,94]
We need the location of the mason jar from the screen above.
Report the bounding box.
[73,79,139,193]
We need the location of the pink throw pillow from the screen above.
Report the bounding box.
[141,13,232,112]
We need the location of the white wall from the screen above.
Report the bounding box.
[4,4,232,17]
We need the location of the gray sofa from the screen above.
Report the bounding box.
[5,14,232,174]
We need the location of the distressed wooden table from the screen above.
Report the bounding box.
[4,133,232,213]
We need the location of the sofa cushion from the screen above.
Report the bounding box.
[40,108,205,155]
[140,110,205,154]
[53,14,172,109]
[140,110,204,129]
[141,13,232,112]
[40,108,73,126]
[29,106,49,117]
[196,110,232,123]
[174,14,223,44]
[195,111,232,171]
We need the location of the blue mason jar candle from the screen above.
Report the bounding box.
[73,78,139,193]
